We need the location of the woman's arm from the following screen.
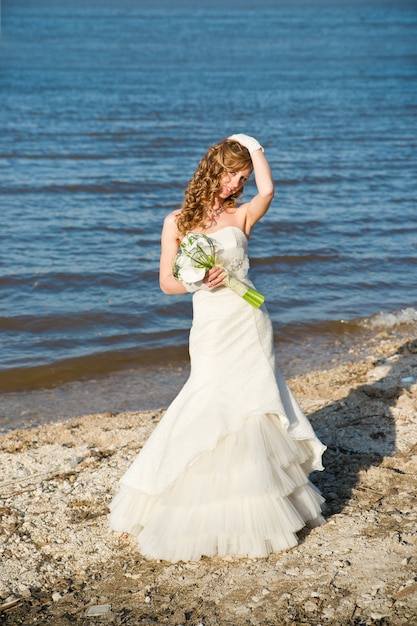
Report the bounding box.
[244,148,275,230]
[159,212,188,294]
[159,211,224,293]
[229,134,275,234]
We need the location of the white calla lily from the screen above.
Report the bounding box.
[173,232,265,308]
[179,265,206,282]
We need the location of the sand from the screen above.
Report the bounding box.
[1,329,416,625]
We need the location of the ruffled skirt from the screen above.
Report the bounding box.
[110,411,325,562]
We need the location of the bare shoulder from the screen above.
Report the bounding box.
[163,210,180,230]
[161,211,181,246]
[165,209,180,222]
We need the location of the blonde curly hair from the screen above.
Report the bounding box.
[175,139,252,236]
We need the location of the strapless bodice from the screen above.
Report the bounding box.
[208,226,249,281]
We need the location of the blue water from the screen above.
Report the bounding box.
[1,0,416,428]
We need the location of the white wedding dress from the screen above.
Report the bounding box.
[109,226,326,562]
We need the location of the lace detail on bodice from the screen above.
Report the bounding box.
[210,227,250,281]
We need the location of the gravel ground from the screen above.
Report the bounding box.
[1,330,416,625]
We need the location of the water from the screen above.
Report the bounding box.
[1,0,416,431]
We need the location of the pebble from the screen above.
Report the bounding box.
[285,568,299,577]
[304,600,318,612]
[70,455,85,467]
[0,598,21,611]
[0,586,11,601]
[20,586,31,598]
[322,607,335,619]
[85,604,111,616]
[370,610,390,620]
[302,568,316,577]
[371,580,386,590]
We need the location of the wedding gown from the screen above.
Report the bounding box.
[109,226,326,562]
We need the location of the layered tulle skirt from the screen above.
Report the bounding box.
[109,411,325,562]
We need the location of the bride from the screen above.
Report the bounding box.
[109,134,326,562]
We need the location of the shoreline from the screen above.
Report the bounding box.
[1,328,416,624]
[2,320,416,434]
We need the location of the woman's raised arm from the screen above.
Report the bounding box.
[229,133,275,232]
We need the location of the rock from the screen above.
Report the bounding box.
[304,600,318,612]
[85,604,111,616]
[302,568,316,577]
[70,455,85,467]
[235,605,250,615]
[371,610,390,619]
[322,607,335,619]
[19,586,31,598]
[285,568,299,577]
[0,597,20,611]
[371,580,386,591]
[394,582,417,600]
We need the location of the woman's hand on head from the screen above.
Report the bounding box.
[228,134,264,155]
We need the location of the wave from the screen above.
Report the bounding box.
[356,307,417,330]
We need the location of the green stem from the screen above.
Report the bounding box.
[225,275,265,309]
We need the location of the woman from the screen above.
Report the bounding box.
[109,134,326,562]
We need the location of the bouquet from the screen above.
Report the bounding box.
[173,232,265,308]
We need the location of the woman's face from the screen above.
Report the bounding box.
[218,166,252,199]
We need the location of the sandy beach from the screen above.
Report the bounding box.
[1,328,416,625]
